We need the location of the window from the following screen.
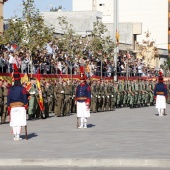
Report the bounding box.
[99,0,105,6]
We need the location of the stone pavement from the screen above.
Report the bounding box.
[0,104,170,167]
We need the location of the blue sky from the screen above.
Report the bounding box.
[4,0,72,19]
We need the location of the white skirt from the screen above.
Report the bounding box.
[10,107,27,127]
[77,102,90,118]
[156,95,166,109]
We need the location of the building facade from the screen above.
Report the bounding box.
[73,0,168,57]
[169,0,170,55]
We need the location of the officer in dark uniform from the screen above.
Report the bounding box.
[154,72,167,116]
[75,72,91,128]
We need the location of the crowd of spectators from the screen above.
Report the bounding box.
[0,43,165,78]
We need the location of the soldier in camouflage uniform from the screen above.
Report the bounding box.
[128,80,135,108]
[71,80,77,113]
[1,80,9,123]
[46,81,54,114]
[137,79,143,107]
[166,79,170,104]
[0,79,4,123]
[144,80,149,106]
[123,80,128,107]
[99,80,105,111]
[54,79,65,117]
[91,80,98,113]
[140,79,146,107]
[110,81,116,111]
[96,80,101,112]
[148,80,154,106]
[133,79,139,108]
[117,80,123,108]
[41,82,48,119]
[63,80,72,116]
[28,78,39,120]
[105,80,111,111]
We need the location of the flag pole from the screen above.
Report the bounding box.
[114,0,119,82]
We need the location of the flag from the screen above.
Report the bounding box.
[26,82,31,92]
[115,29,120,46]
[36,69,44,111]
[21,73,29,84]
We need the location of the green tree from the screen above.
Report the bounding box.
[0,0,54,51]
[86,21,115,60]
[55,18,115,61]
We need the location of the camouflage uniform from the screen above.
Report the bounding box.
[91,80,98,113]
[105,81,111,111]
[110,81,116,110]
[54,82,65,117]
[117,80,123,108]
[63,81,72,116]
[28,79,39,119]
[0,80,3,122]
[1,81,8,123]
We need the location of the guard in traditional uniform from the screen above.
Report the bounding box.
[7,66,28,141]
[154,72,167,116]
[76,73,91,129]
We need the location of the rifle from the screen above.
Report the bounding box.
[25,126,28,140]
[77,117,79,129]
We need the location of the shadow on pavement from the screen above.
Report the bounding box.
[21,133,38,140]
[87,124,95,128]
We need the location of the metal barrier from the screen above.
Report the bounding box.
[0,64,168,78]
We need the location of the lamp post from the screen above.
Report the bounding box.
[114,0,119,81]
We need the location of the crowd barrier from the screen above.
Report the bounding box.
[0,73,169,84]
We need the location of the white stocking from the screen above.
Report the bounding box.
[84,118,87,125]
[80,117,84,126]
[158,108,161,116]
[160,109,164,116]
[16,126,21,137]
[12,127,17,136]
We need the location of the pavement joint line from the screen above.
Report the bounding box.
[0,159,170,167]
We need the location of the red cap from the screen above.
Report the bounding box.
[79,72,86,80]
[158,71,163,82]
[13,64,20,81]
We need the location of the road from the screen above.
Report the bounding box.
[0,104,170,168]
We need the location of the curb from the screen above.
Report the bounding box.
[0,159,170,167]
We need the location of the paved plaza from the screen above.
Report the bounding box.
[0,105,170,167]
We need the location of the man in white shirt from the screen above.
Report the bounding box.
[8,51,14,73]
